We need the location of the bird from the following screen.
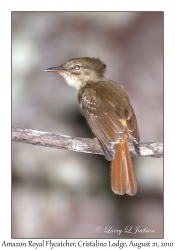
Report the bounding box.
[45,57,140,195]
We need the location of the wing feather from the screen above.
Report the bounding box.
[126,106,140,154]
[81,88,126,160]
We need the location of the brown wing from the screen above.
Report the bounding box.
[80,87,125,161]
[126,106,140,154]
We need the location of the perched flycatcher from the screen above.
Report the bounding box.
[45,57,140,195]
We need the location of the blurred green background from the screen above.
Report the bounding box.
[12,12,163,238]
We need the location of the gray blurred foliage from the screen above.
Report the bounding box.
[12,12,163,238]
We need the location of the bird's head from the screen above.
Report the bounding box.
[45,57,106,90]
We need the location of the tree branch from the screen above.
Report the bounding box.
[12,127,163,158]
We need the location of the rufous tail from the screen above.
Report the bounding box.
[111,140,137,195]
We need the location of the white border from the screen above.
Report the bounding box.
[1,1,175,248]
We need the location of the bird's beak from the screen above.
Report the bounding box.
[45,65,64,72]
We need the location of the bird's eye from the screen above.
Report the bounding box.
[74,65,80,70]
